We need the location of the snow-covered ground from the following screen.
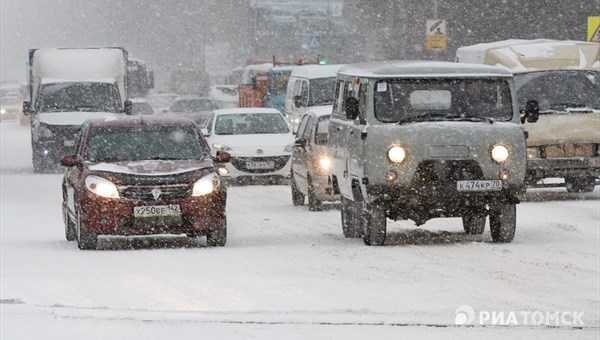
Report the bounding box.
[1,121,598,339]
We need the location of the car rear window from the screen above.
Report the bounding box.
[214,113,290,135]
[86,125,208,162]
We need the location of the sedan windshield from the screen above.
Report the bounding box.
[215,113,290,135]
[86,125,207,162]
[374,78,513,123]
[514,70,600,111]
[38,82,121,113]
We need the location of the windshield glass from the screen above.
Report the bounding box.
[513,70,600,111]
[374,78,513,123]
[309,77,336,106]
[38,82,120,113]
[170,99,216,113]
[214,113,290,135]
[86,125,207,162]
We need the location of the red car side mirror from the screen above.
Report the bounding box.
[59,155,78,167]
[215,151,231,163]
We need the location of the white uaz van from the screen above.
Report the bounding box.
[328,61,531,246]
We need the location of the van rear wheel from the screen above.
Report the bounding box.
[362,202,386,246]
[565,176,596,193]
[341,196,361,238]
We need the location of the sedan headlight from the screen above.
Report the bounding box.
[491,144,510,163]
[192,173,221,196]
[213,144,232,152]
[284,144,294,153]
[388,145,407,163]
[85,175,119,198]
[38,125,53,138]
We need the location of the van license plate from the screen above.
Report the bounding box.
[457,180,502,192]
[134,204,181,217]
[246,161,275,170]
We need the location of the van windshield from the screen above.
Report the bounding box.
[309,77,336,106]
[374,78,513,123]
[514,70,600,112]
[38,82,121,113]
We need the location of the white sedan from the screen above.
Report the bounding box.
[203,108,295,184]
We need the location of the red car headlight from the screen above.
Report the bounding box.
[85,175,120,198]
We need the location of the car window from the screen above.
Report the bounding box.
[296,115,310,138]
[85,125,207,162]
[131,102,155,115]
[302,116,313,141]
[214,113,290,135]
[315,115,330,144]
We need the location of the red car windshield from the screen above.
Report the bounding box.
[85,125,207,162]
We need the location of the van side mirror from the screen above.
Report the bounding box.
[345,97,359,120]
[22,101,32,115]
[294,138,306,149]
[521,99,539,124]
[201,128,211,137]
[124,100,133,115]
[214,151,231,163]
[59,155,78,167]
[293,95,305,108]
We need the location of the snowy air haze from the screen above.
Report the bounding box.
[1,0,600,339]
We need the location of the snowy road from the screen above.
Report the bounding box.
[1,121,599,339]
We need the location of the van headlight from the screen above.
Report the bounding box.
[527,147,539,159]
[192,173,221,196]
[491,144,509,163]
[318,155,332,171]
[85,175,120,198]
[388,145,407,163]
[0,108,6,114]
[284,144,294,153]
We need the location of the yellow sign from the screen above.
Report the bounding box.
[425,18,447,51]
[588,16,600,42]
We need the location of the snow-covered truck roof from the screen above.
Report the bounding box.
[455,39,600,73]
[30,47,128,103]
[290,64,345,79]
[337,60,512,78]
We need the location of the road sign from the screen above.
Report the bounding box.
[588,16,600,43]
[425,18,447,51]
[331,0,344,17]
[306,34,323,51]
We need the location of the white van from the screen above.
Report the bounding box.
[284,64,344,132]
[456,39,600,192]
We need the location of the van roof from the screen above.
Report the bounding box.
[290,64,345,79]
[455,39,600,73]
[338,61,512,78]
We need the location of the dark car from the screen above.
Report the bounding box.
[60,116,230,250]
[167,97,218,125]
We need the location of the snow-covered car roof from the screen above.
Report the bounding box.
[455,39,600,73]
[338,60,513,78]
[212,108,282,115]
[290,64,345,79]
[86,116,196,128]
[40,77,116,84]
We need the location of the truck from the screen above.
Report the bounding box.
[22,47,131,173]
[456,39,600,192]
[127,58,154,99]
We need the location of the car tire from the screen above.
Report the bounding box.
[341,196,361,238]
[565,176,596,193]
[206,226,227,247]
[462,213,486,235]
[489,203,516,243]
[76,208,98,250]
[362,202,387,246]
[63,203,76,241]
[291,178,305,206]
[307,177,322,212]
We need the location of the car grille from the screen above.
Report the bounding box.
[412,160,484,184]
[119,184,192,201]
[230,156,290,173]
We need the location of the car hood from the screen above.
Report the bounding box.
[210,133,294,156]
[38,111,123,126]
[88,159,214,176]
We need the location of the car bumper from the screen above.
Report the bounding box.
[220,155,292,179]
[79,190,227,236]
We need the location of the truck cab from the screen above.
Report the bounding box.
[456,39,600,192]
[328,61,529,245]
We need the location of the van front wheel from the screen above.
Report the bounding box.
[341,196,361,238]
[362,202,386,246]
[489,203,516,243]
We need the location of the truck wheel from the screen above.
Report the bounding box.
[362,202,387,246]
[566,176,596,193]
[206,226,227,247]
[341,196,361,238]
[63,203,76,241]
[307,177,322,211]
[462,213,486,235]
[489,203,516,243]
[291,180,305,206]
[76,208,97,250]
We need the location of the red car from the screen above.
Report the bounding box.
[60,116,230,250]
